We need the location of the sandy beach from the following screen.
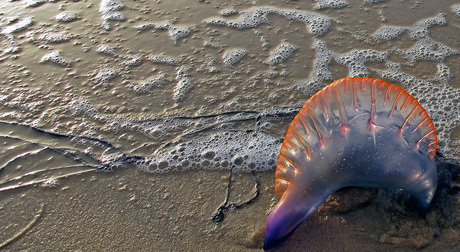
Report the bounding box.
[0,0,459,251]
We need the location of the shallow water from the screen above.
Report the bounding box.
[0,0,459,251]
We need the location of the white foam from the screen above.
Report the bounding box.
[204,6,332,36]
[298,39,387,93]
[365,0,387,3]
[38,32,71,43]
[131,75,166,94]
[314,0,349,10]
[1,17,33,34]
[222,49,247,66]
[99,0,125,30]
[370,14,458,64]
[94,68,119,84]
[173,66,192,102]
[398,37,458,64]
[370,25,405,41]
[434,63,452,86]
[266,42,297,65]
[148,55,180,66]
[40,50,71,66]
[122,55,142,68]
[55,12,78,23]
[142,131,281,173]
[23,0,44,8]
[68,99,99,116]
[136,21,190,44]
[452,4,460,16]
[254,30,269,47]
[371,14,446,41]
[96,44,117,57]
[221,8,238,16]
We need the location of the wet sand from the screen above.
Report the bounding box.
[0,0,459,251]
[2,167,460,251]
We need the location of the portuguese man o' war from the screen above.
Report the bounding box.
[264,77,438,250]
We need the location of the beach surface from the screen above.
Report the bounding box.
[0,0,459,251]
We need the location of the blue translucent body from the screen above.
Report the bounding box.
[264,78,437,250]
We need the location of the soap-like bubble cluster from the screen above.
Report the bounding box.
[122,55,142,68]
[204,6,332,36]
[220,8,238,16]
[99,0,125,30]
[94,68,119,84]
[434,63,452,86]
[131,75,165,94]
[38,32,71,43]
[148,55,180,66]
[96,44,118,57]
[1,17,33,34]
[55,12,78,22]
[313,0,349,10]
[1,17,33,53]
[371,14,458,64]
[69,99,99,117]
[23,0,45,8]
[40,50,71,66]
[452,4,460,16]
[370,26,405,41]
[372,14,446,42]
[173,66,192,102]
[136,21,190,44]
[266,42,297,65]
[298,39,387,94]
[223,49,247,66]
[399,38,458,64]
[365,0,387,3]
[141,131,281,173]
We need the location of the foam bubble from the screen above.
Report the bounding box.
[223,49,247,66]
[136,21,190,44]
[38,32,71,43]
[131,75,166,94]
[452,4,460,16]
[266,42,297,65]
[148,55,180,66]
[365,0,387,3]
[94,68,119,84]
[68,99,99,117]
[370,25,405,41]
[40,50,71,66]
[204,6,332,37]
[23,0,45,8]
[372,14,447,42]
[96,44,117,57]
[99,0,125,30]
[1,17,33,34]
[122,55,142,68]
[398,37,458,64]
[298,39,387,93]
[142,131,281,173]
[314,0,349,10]
[220,8,238,16]
[173,66,192,102]
[55,12,78,22]
[434,63,452,86]
[254,30,269,47]
[369,14,458,65]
